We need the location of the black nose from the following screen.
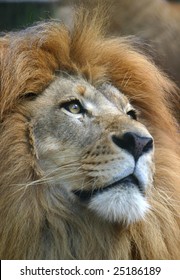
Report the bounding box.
[112,132,153,161]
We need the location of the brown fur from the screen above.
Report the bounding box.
[66,0,180,88]
[0,8,180,259]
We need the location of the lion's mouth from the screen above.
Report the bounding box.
[73,174,143,202]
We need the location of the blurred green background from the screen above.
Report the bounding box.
[0,0,62,31]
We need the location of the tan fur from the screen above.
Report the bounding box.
[0,8,180,259]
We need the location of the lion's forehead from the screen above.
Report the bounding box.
[41,75,129,108]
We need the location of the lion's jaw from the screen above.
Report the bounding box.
[29,75,154,225]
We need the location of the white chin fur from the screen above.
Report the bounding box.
[88,187,149,224]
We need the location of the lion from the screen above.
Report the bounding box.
[0,7,180,260]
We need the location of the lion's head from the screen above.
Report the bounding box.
[27,75,154,225]
[0,8,179,259]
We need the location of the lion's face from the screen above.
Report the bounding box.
[27,74,154,224]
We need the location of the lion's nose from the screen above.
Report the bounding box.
[112,132,153,161]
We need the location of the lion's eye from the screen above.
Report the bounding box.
[127,110,137,120]
[62,100,85,115]
[22,92,37,101]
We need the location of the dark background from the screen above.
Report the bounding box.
[0,0,60,31]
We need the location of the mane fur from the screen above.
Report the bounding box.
[0,7,180,259]
[70,0,180,89]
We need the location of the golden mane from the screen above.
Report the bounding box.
[0,8,179,259]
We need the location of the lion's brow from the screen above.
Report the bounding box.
[76,85,86,96]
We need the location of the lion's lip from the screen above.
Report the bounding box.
[73,174,143,202]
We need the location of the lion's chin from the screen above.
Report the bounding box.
[88,186,150,224]
[74,176,150,224]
